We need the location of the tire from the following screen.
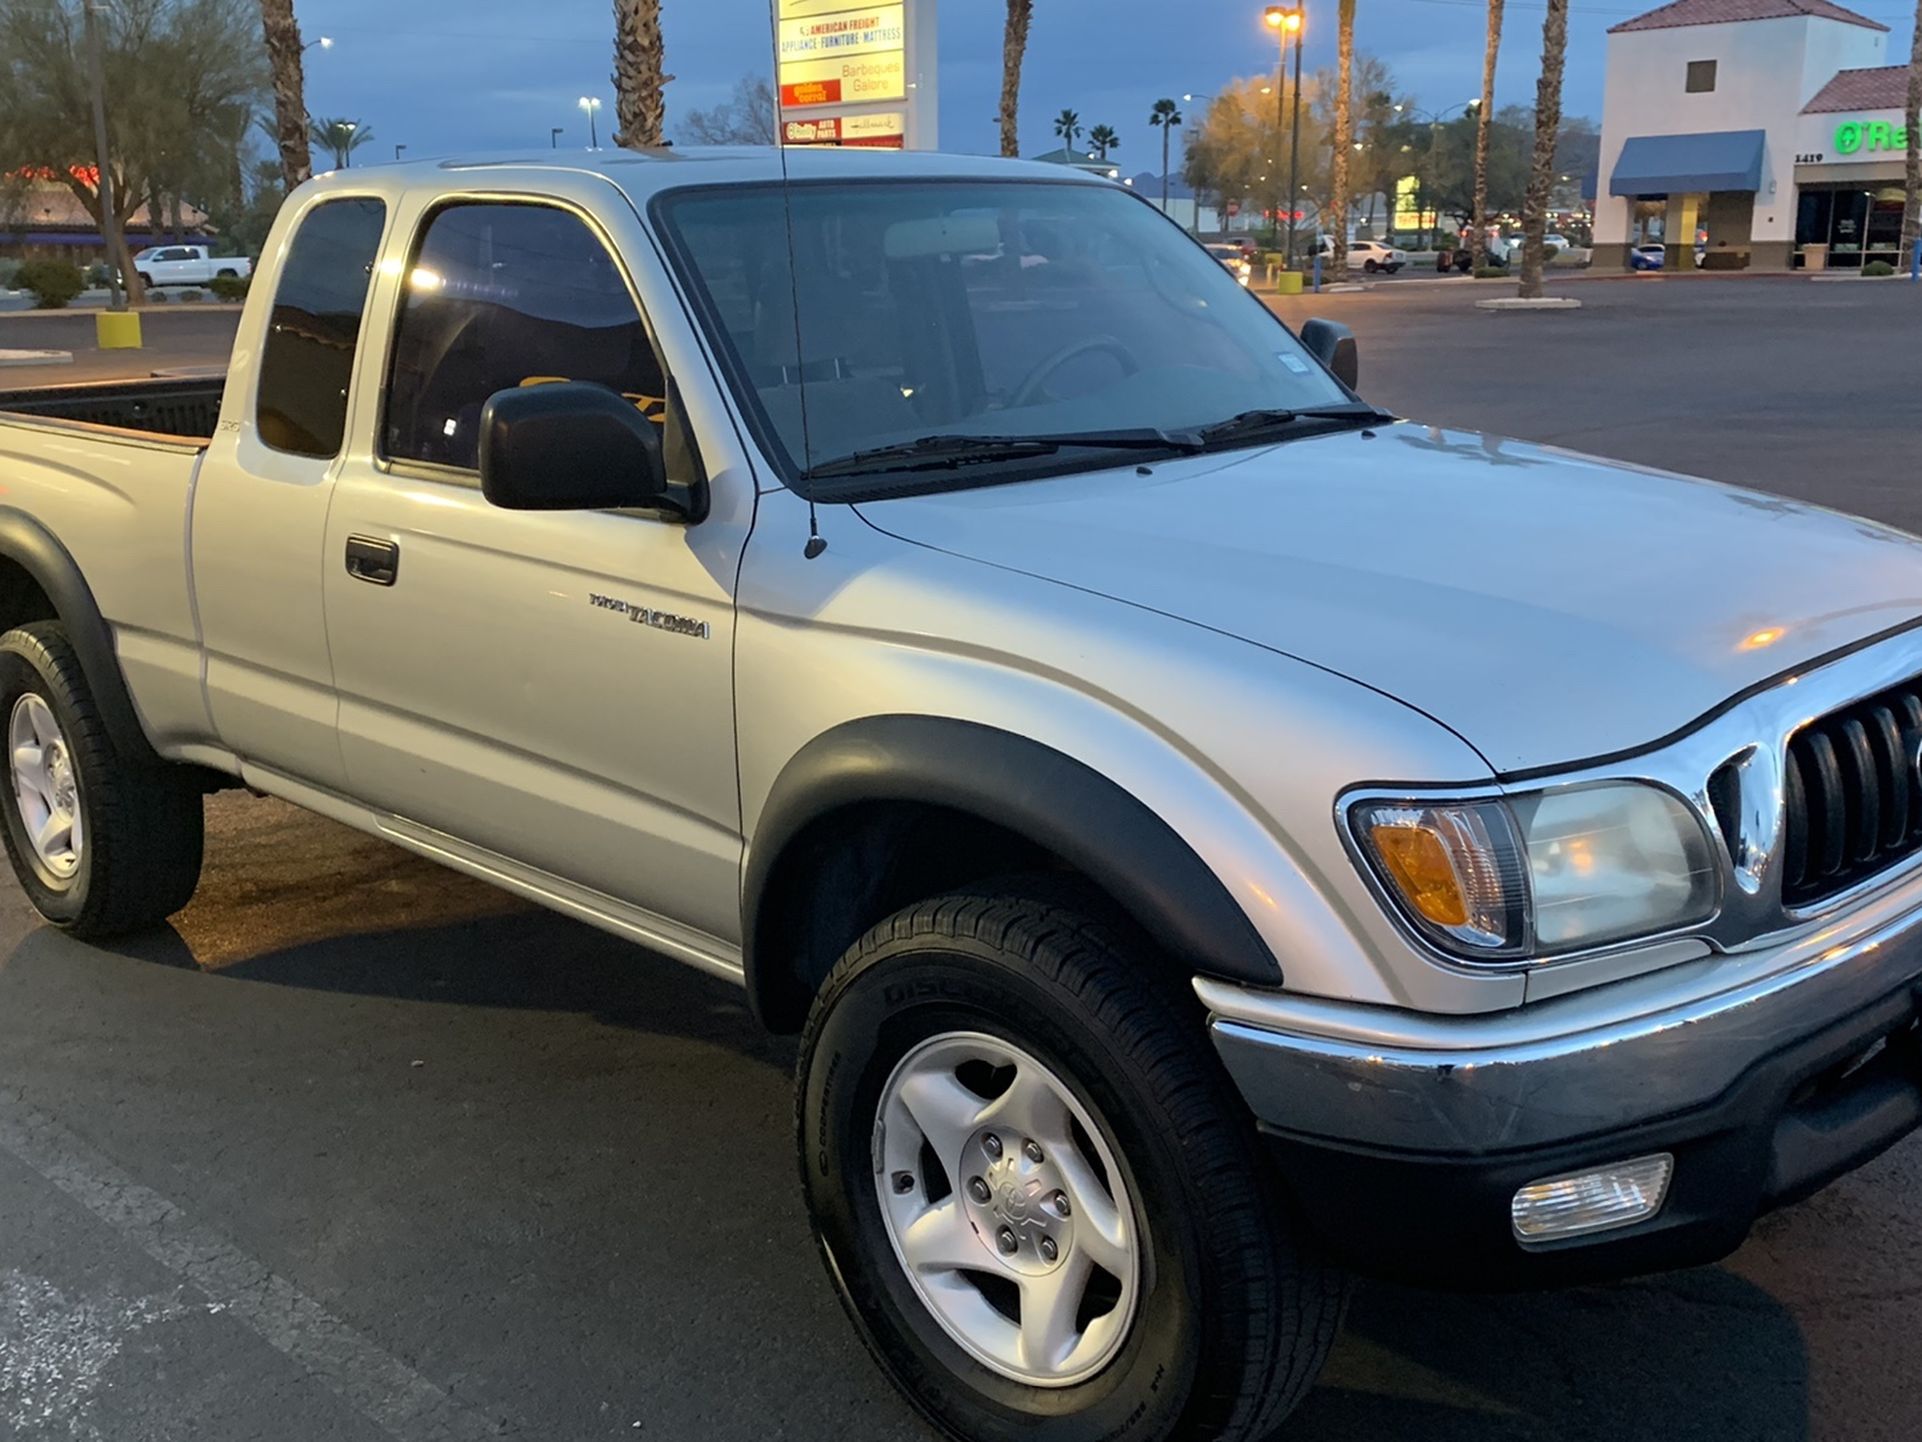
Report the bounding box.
[0,622,203,937]
[1386,264,1403,275]
[1362,259,1378,273]
[216,268,238,278]
[135,273,154,290]
[798,889,1346,1442]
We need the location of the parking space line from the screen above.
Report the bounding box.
[0,1088,513,1442]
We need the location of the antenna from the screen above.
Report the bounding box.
[766,3,824,559]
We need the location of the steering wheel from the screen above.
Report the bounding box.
[1009,335,1143,409]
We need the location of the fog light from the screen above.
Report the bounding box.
[1511,1154,1673,1242]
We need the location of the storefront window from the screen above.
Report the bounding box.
[1828,190,1868,262]
[1864,190,1904,262]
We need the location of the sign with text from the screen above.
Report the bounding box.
[779,51,907,107]
[779,5,905,62]
[774,0,934,149]
[782,112,907,147]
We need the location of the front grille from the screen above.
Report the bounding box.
[1782,678,1922,906]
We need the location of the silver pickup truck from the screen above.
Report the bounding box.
[1,150,1919,1442]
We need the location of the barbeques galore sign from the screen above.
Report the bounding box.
[1834,118,1911,154]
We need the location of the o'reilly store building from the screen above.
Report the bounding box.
[1595,0,1910,271]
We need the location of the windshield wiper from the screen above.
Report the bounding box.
[804,428,1203,481]
[1193,405,1394,447]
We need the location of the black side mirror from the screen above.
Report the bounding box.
[479,381,699,519]
[1298,318,1359,391]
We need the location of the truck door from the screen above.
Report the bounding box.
[192,195,389,791]
[320,196,745,948]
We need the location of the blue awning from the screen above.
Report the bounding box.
[1609,130,1766,197]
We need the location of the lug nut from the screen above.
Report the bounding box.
[1023,1140,1044,1164]
[967,1176,992,1204]
[997,1228,1018,1255]
[982,1134,1003,1159]
[1038,1236,1059,1263]
[1053,1190,1071,1217]
[892,1171,915,1194]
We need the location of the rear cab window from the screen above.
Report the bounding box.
[256,197,388,458]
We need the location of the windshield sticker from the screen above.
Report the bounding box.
[1278,354,1310,374]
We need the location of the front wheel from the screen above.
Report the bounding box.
[1362,259,1379,274]
[798,890,1345,1442]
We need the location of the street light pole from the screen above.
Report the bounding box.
[578,97,602,149]
[1287,8,1304,263]
[550,127,564,148]
[1262,7,1305,263]
[80,0,124,312]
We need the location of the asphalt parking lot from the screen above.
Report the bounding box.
[2,277,1920,1441]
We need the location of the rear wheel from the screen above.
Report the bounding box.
[0,622,203,937]
[797,889,1345,1442]
[1363,258,1379,273]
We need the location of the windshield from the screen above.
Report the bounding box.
[654,179,1353,492]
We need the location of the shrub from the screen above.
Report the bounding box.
[1863,260,1895,277]
[16,259,86,310]
[208,274,251,302]
[0,258,21,290]
[1473,265,1507,279]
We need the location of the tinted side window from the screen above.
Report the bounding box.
[383,203,666,471]
[256,198,386,458]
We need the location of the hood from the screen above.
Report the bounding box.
[854,425,1922,775]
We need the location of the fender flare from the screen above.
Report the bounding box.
[743,716,1282,1026]
[0,507,157,763]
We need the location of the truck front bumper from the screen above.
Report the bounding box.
[1198,884,1922,1289]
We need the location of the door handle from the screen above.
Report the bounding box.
[345,535,399,587]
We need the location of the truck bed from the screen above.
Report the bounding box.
[0,375,223,443]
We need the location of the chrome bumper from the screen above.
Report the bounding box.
[1200,874,1922,1155]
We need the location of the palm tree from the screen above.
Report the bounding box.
[1328,0,1356,281]
[1470,0,1505,274]
[1518,0,1569,298]
[612,0,672,148]
[1902,0,1921,266]
[999,0,1034,159]
[1149,99,1182,213]
[1054,109,1082,152]
[308,116,372,169]
[257,0,312,190]
[1088,124,1119,160]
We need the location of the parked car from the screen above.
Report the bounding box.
[3,151,1921,1442]
[1203,241,1253,286]
[1631,242,1667,271]
[1314,236,1405,274]
[132,244,252,289]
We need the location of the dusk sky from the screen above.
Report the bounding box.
[294,0,1917,165]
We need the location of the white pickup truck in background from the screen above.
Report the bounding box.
[1,150,1920,1442]
[132,243,252,289]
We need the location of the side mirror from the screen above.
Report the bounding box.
[1299,318,1359,391]
[479,381,694,519]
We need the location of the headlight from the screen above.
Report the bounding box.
[1350,783,1718,961]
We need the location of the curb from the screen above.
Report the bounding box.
[0,303,245,320]
[1477,297,1583,311]
[0,349,74,367]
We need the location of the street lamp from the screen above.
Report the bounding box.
[550,126,565,148]
[578,96,602,150]
[340,120,358,168]
[1396,99,1477,249]
[394,144,407,162]
[303,35,333,53]
[1263,6,1305,263]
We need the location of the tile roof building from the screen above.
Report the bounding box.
[1592,0,1906,271]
